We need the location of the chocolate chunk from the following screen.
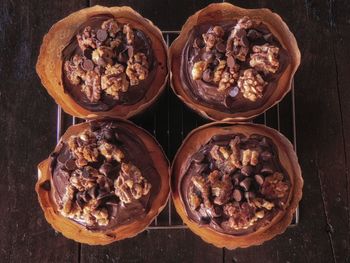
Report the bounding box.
[245,191,256,200]
[247,29,262,40]
[215,41,226,53]
[226,55,236,69]
[201,52,214,63]
[233,189,242,202]
[127,46,134,58]
[202,69,213,82]
[228,86,239,98]
[97,29,108,42]
[261,151,272,161]
[192,152,205,163]
[65,158,77,171]
[83,48,93,59]
[240,178,252,191]
[261,163,274,174]
[40,180,51,191]
[193,37,204,49]
[82,59,94,71]
[241,165,253,176]
[254,174,264,185]
[232,173,244,185]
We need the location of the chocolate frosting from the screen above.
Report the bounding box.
[62,15,157,112]
[180,20,290,113]
[180,133,290,235]
[50,121,160,231]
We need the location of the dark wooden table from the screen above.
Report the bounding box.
[1,0,349,262]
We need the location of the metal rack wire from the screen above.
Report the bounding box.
[55,31,299,231]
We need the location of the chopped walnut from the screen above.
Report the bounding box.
[250,44,280,74]
[229,136,241,168]
[191,175,212,208]
[222,202,256,230]
[126,53,149,85]
[68,131,99,167]
[92,46,115,66]
[123,24,134,45]
[210,145,237,174]
[98,140,124,162]
[261,172,289,199]
[81,70,102,103]
[241,149,260,166]
[202,26,224,51]
[238,69,267,102]
[188,185,201,210]
[213,60,226,83]
[77,26,98,50]
[191,61,208,80]
[114,163,151,203]
[64,55,86,85]
[249,198,275,210]
[211,174,233,205]
[226,17,253,61]
[101,64,129,99]
[101,19,121,37]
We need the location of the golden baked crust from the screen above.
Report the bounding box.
[36,119,169,245]
[171,122,303,249]
[169,3,300,121]
[36,5,168,119]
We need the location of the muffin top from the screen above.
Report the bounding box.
[50,121,160,231]
[62,15,157,112]
[180,17,290,113]
[181,132,290,235]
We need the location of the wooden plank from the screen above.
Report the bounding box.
[223,0,346,262]
[0,1,86,262]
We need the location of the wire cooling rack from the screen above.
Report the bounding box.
[55,31,299,230]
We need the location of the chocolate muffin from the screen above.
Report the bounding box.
[172,122,303,248]
[170,3,300,121]
[36,120,169,245]
[37,6,168,119]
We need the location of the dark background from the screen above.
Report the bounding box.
[1,0,349,262]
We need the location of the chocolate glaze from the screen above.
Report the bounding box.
[180,21,290,113]
[50,121,160,231]
[180,133,290,235]
[62,15,157,112]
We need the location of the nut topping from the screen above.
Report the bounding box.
[186,133,290,232]
[238,69,267,102]
[250,44,280,74]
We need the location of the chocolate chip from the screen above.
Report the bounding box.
[247,29,262,40]
[263,33,273,42]
[127,46,134,58]
[192,152,205,163]
[40,180,51,191]
[224,96,234,108]
[193,37,204,49]
[88,186,97,199]
[215,41,226,53]
[261,151,272,161]
[201,52,214,63]
[233,173,244,185]
[118,52,128,63]
[83,48,93,59]
[233,189,242,202]
[241,35,249,47]
[261,163,274,174]
[254,174,264,185]
[245,191,256,200]
[97,29,108,42]
[82,59,94,71]
[226,55,236,69]
[202,69,213,82]
[241,165,253,176]
[240,178,252,191]
[228,86,239,98]
[99,162,113,176]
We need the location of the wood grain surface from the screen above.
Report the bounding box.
[0,0,349,262]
